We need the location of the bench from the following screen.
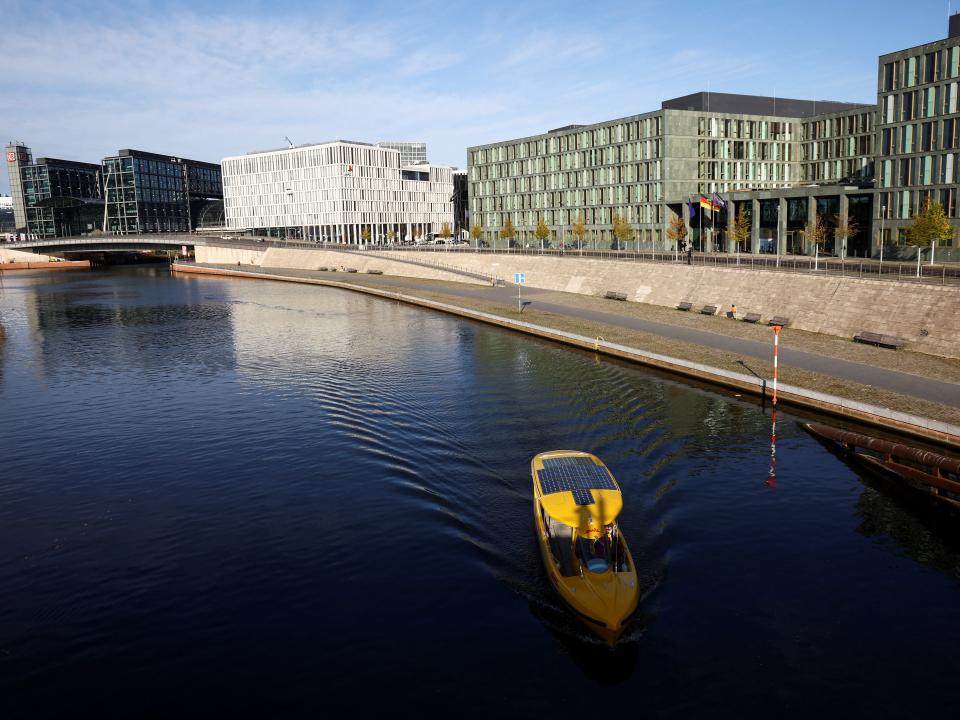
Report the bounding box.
[741,312,762,324]
[700,305,718,316]
[677,302,693,311]
[854,331,906,349]
[346,268,358,273]
[318,267,328,271]
[366,269,383,275]
[768,316,790,327]
[604,290,627,301]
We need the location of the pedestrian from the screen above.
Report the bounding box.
[729,303,737,319]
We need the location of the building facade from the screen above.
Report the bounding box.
[101,149,222,234]
[20,157,103,238]
[221,140,454,243]
[468,94,869,250]
[876,15,960,245]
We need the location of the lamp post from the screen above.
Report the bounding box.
[879,204,885,276]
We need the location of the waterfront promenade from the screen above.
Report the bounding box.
[174,262,960,446]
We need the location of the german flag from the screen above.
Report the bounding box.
[699,194,723,212]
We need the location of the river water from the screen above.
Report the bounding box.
[1,267,959,717]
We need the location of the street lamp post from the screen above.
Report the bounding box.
[879,204,885,276]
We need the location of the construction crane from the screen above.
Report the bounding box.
[284,136,295,149]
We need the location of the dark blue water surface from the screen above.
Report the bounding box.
[2,267,960,718]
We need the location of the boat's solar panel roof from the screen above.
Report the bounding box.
[539,456,616,506]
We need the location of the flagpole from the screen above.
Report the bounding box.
[699,201,703,253]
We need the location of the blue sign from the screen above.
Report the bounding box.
[515,273,526,284]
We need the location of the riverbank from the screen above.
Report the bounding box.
[172,262,960,448]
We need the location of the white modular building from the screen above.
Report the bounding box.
[221,140,453,243]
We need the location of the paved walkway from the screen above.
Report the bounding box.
[202,264,960,410]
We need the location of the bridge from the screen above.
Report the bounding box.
[1,233,213,254]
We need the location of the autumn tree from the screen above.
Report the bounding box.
[440,222,452,241]
[832,214,859,259]
[612,214,634,250]
[360,226,371,244]
[729,207,750,252]
[534,217,551,248]
[386,228,396,244]
[470,222,483,247]
[499,216,516,247]
[666,213,688,250]
[906,199,953,262]
[571,213,587,249]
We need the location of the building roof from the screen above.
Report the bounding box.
[32,157,101,171]
[108,148,221,169]
[661,91,872,118]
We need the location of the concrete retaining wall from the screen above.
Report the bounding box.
[199,244,960,358]
[195,245,487,285]
[1,248,56,263]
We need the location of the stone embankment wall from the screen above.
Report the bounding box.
[198,245,960,358]
[0,248,56,263]
[194,246,488,285]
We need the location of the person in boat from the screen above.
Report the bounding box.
[577,533,611,573]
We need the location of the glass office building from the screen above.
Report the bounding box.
[20,157,103,237]
[102,149,222,234]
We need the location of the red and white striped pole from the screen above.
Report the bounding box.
[772,324,782,405]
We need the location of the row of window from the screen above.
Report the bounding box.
[470,117,662,165]
[697,161,794,183]
[470,141,663,180]
[476,207,666,229]
[698,140,795,162]
[471,185,663,213]
[876,188,958,220]
[697,117,794,141]
[880,83,960,123]
[879,118,960,156]
[878,153,960,187]
[802,112,874,141]
[801,135,873,161]
[881,45,960,92]
[804,158,873,182]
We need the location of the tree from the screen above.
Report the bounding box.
[534,217,551,249]
[729,207,750,252]
[906,199,953,264]
[832,214,859,260]
[499,216,516,247]
[386,228,396,245]
[360,226,371,244]
[612,214,634,250]
[805,214,830,269]
[470,222,483,247]
[571,213,587,249]
[440,222,452,241]
[666,213,688,251]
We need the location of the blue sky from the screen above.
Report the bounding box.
[0,0,953,194]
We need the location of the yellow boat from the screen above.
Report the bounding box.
[531,450,640,643]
